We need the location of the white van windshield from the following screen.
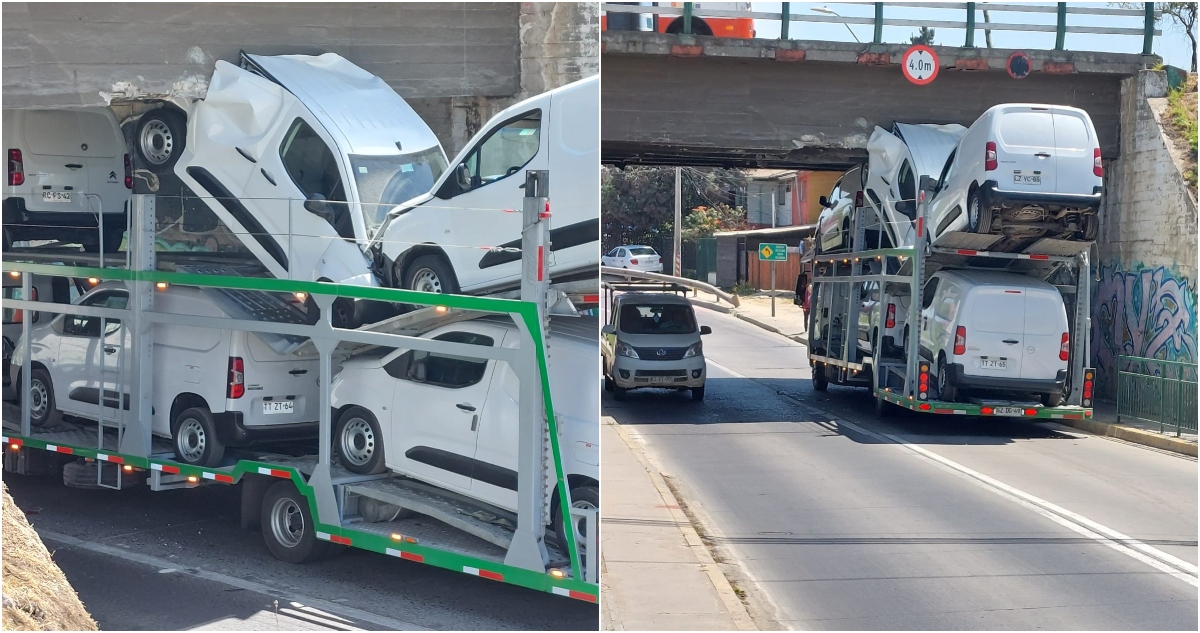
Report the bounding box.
[619,303,697,335]
[351,148,447,231]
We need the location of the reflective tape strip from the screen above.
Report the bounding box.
[551,586,598,602]
[316,532,331,541]
[96,453,124,464]
[2,437,19,447]
[1,436,8,444]
[257,467,290,478]
[150,463,180,474]
[201,471,235,483]
[385,548,424,562]
[330,535,351,546]
[933,408,966,414]
[45,444,73,454]
[464,566,503,582]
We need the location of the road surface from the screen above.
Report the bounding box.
[603,305,1198,630]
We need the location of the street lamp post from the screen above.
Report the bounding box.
[811,6,861,43]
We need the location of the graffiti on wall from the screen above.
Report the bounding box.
[1092,263,1198,394]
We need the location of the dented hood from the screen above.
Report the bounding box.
[893,122,966,179]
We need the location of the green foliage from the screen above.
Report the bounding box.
[680,203,750,240]
[732,280,757,296]
[602,166,746,249]
[1166,74,1198,188]
[909,26,935,45]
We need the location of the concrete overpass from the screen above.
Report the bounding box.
[602,32,1158,169]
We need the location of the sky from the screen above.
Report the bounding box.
[735,2,1196,69]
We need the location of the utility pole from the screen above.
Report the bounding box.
[770,187,777,317]
[674,166,682,277]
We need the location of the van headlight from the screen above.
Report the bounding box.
[683,341,703,358]
[616,342,639,359]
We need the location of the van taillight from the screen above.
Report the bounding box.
[984,142,997,171]
[124,154,133,189]
[8,149,23,186]
[1093,148,1103,177]
[953,326,966,355]
[885,303,896,329]
[1060,332,1070,361]
[854,190,864,209]
[228,357,244,399]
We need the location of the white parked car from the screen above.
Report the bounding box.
[926,104,1103,244]
[10,282,321,466]
[3,107,133,252]
[863,123,966,249]
[330,315,599,549]
[815,165,864,254]
[602,245,663,272]
[602,293,710,401]
[918,270,1070,407]
[373,76,599,296]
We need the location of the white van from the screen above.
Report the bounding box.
[175,53,448,322]
[3,107,133,251]
[601,292,710,401]
[329,315,599,549]
[918,270,1070,407]
[2,274,86,399]
[927,104,1103,244]
[10,282,321,466]
[863,123,966,249]
[372,76,600,295]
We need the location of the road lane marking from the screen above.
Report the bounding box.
[704,358,1200,588]
[36,529,429,630]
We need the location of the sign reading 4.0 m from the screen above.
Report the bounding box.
[758,243,788,262]
[902,45,939,85]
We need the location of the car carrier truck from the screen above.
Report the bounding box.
[806,175,1097,421]
[2,172,599,602]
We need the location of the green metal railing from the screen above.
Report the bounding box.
[1116,355,1198,436]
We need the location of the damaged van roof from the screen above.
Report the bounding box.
[242,52,442,156]
[891,123,967,179]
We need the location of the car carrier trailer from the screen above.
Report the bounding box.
[1,173,599,602]
[807,175,1096,421]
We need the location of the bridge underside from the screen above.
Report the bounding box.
[602,34,1147,169]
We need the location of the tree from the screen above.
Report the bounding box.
[601,166,746,249]
[1114,2,1197,71]
[909,26,935,45]
[680,204,750,240]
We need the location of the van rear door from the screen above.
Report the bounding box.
[995,107,1057,193]
[1050,108,1096,195]
[21,110,91,216]
[964,285,1025,380]
[1019,288,1068,380]
[238,333,320,427]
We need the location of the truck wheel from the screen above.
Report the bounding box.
[554,484,598,576]
[25,368,63,427]
[331,297,363,329]
[613,386,627,401]
[335,407,387,475]
[136,109,187,175]
[691,386,705,401]
[261,480,329,564]
[874,389,894,418]
[937,356,957,402]
[403,255,460,295]
[172,407,225,467]
[812,362,829,392]
[1043,391,1064,407]
[967,190,992,234]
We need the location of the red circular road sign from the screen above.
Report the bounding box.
[902,45,939,85]
[1007,51,1032,79]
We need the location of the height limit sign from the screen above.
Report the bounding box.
[902,45,938,85]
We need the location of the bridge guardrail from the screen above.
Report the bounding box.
[603,2,1162,54]
[1116,355,1198,437]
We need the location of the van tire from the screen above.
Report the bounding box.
[1043,391,1064,407]
[261,480,330,564]
[135,109,187,175]
[967,190,992,234]
[554,484,598,576]
[25,368,62,428]
[1080,213,1099,241]
[937,355,957,402]
[403,255,460,295]
[603,371,614,392]
[331,297,363,329]
[690,386,705,401]
[335,407,387,475]
[812,362,829,392]
[172,407,225,467]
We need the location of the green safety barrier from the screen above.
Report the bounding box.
[1116,355,1198,436]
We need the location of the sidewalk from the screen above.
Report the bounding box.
[691,290,808,346]
[1059,399,1197,457]
[600,420,753,631]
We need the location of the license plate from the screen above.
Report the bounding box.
[1013,174,1041,186]
[979,359,1008,370]
[262,401,294,415]
[648,376,676,384]
[992,406,1024,417]
[42,191,71,203]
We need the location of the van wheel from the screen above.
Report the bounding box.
[554,485,598,577]
[25,368,62,428]
[603,370,614,392]
[335,407,387,475]
[967,190,992,234]
[1080,213,1099,241]
[937,355,957,402]
[691,386,705,401]
[1043,391,1064,407]
[136,109,187,175]
[172,407,225,467]
[331,297,363,329]
[812,362,829,392]
[403,255,460,295]
[261,480,330,564]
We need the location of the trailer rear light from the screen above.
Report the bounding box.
[985,142,998,171]
[1081,368,1095,407]
[918,403,931,410]
[550,568,566,578]
[1024,408,1038,416]
[228,357,245,399]
[8,271,19,278]
[9,443,20,451]
[981,406,994,415]
[292,292,307,302]
[8,149,23,186]
[1059,332,1070,361]
[124,153,133,189]
[918,362,930,401]
[885,303,896,329]
[1093,148,1103,177]
[187,476,199,483]
[630,259,638,265]
[953,326,966,356]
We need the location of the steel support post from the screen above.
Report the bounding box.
[965,2,976,47]
[674,167,682,277]
[683,2,693,35]
[873,3,884,44]
[121,195,155,457]
[781,3,790,40]
[907,179,934,397]
[1143,3,1155,55]
[307,294,342,526]
[1055,3,1067,50]
[20,272,31,436]
[1070,250,1091,405]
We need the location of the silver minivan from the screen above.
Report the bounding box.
[602,293,711,401]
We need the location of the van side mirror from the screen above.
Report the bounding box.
[919,175,937,193]
[455,164,471,190]
[895,200,915,218]
[303,193,333,221]
[700,325,712,335]
[602,325,616,335]
[819,195,830,208]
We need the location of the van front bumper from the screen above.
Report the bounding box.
[216,412,318,447]
[948,364,1067,394]
[611,355,706,390]
[980,181,1102,211]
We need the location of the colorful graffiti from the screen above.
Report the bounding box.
[1092,264,1198,395]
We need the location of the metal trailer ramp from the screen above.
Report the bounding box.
[346,478,518,553]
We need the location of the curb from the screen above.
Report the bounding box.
[688,297,735,314]
[689,297,810,346]
[1053,417,1198,457]
[606,419,757,631]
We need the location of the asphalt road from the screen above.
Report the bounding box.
[603,305,1198,630]
[5,474,597,631]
